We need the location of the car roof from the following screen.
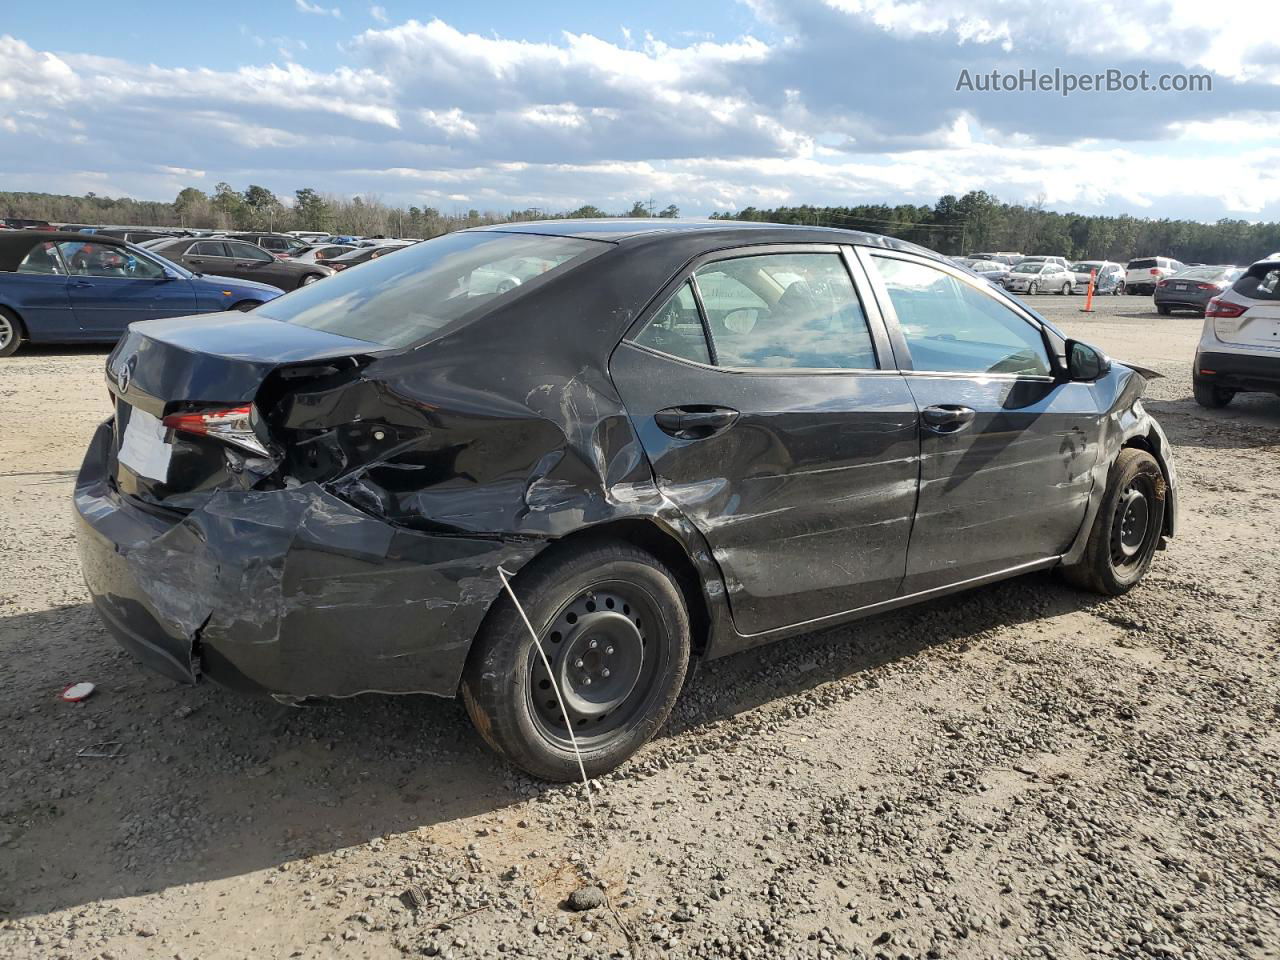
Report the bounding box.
[476,218,936,257]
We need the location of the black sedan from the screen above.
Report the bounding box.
[74,220,1179,780]
[149,236,332,290]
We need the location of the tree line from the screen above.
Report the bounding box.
[0,186,678,238]
[711,191,1280,265]
[3,184,1278,264]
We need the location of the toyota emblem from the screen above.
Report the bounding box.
[117,356,135,395]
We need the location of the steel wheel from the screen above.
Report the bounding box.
[0,313,13,351]
[1105,481,1157,570]
[526,582,666,749]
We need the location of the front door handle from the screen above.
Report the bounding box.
[655,405,739,441]
[72,279,94,287]
[922,404,976,434]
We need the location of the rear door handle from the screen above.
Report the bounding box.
[72,279,94,288]
[922,404,976,434]
[655,405,739,440]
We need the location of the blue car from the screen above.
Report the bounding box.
[0,231,283,357]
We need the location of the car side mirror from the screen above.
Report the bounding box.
[1066,340,1110,381]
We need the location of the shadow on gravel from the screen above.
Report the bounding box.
[2,572,1106,918]
[1146,396,1280,447]
[11,344,114,358]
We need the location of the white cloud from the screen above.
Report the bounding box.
[370,5,388,23]
[2,2,1280,220]
[295,0,341,18]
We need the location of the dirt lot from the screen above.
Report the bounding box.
[2,294,1278,960]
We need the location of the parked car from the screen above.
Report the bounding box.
[149,237,333,290]
[288,231,330,243]
[968,251,1022,266]
[0,217,54,230]
[216,232,311,258]
[1069,261,1125,295]
[1004,260,1075,294]
[0,231,281,357]
[95,228,178,245]
[1017,255,1072,270]
[318,242,413,271]
[1125,256,1184,295]
[956,258,1011,284]
[290,244,356,265]
[73,219,1178,780]
[1193,258,1280,407]
[1154,265,1243,316]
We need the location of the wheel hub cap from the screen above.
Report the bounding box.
[556,611,644,718]
[1113,487,1149,559]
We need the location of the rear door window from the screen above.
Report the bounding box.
[692,252,877,369]
[633,281,710,364]
[228,242,274,262]
[870,254,1051,377]
[17,242,65,274]
[190,241,230,257]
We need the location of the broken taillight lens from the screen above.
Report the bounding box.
[162,406,270,456]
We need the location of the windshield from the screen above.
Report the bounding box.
[1070,261,1102,272]
[1012,263,1040,274]
[259,230,604,347]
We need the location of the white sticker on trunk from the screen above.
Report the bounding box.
[118,407,173,482]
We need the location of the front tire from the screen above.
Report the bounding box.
[299,273,322,287]
[1061,282,1072,295]
[1115,282,1125,295]
[1062,448,1166,596]
[1193,380,1235,408]
[0,307,24,358]
[461,540,691,781]
[1028,282,1039,295]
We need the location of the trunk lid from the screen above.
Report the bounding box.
[106,313,388,510]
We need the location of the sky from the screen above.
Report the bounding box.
[3,0,1280,221]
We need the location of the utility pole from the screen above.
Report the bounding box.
[648,197,654,218]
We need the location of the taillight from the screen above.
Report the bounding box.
[1206,297,1245,318]
[1195,282,1221,291]
[162,406,269,456]
[1149,268,1160,275]
[1156,279,1168,288]
[330,262,348,271]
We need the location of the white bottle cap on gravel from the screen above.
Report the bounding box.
[61,682,96,702]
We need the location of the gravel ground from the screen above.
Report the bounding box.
[1,294,1278,960]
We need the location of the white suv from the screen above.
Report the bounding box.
[1125,256,1183,295]
[1193,258,1280,408]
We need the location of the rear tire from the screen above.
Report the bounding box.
[1193,380,1235,408]
[1062,448,1166,596]
[1060,282,1072,295]
[0,307,24,358]
[461,540,691,781]
[1115,283,1125,295]
[1156,304,1171,315]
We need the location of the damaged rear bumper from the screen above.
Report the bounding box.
[74,420,540,699]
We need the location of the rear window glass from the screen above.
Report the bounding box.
[1127,258,1157,269]
[1232,267,1280,301]
[260,231,603,347]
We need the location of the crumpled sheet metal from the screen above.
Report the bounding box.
[94,464,538,698]
[1060,365,1178,566]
